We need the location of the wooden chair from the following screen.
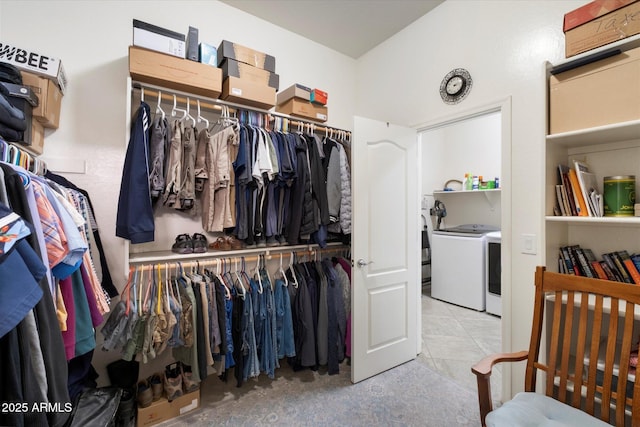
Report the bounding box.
[471,266,640,426]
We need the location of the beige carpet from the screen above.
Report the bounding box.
[158,358,479,426]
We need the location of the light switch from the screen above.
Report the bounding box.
[522,234,537,255]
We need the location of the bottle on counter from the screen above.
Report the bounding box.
[465,173,473,190]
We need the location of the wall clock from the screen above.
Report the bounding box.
[439,68,472,104]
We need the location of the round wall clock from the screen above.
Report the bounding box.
[439,68,472,104]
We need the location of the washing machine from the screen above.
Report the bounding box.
[431,224,499,311]
[485,231,502,316]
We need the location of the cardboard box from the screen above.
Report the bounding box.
[221,76,276,110]
[27,120,44,155]
[564,1,640,57]
[310,88,327,105]
[129,46,222,99]
[276,83,312,105]
[220,58,279,90]
[563,0,636,31]
[217,40,276,72]
[199,43,217,66]
[21,71,62,129]
[0,41,67,93]
[276,98,328,122]
[549,46,640,134]
[136,389,200,427]
[133,19,185,58]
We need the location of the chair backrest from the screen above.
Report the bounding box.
[527,266,640,425]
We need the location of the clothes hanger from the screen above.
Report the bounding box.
[289,252,299,288]
[156,90,166,121]
[254,255,263,294]
[216,258,232,300]
[196,99,209,129]
[181,97,196,126]
[278,252,288,287]
[171,94,187,120]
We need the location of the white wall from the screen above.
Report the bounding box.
[355,0,583,396]
[0,0,357,384]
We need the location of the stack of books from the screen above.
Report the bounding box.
[555,160,603,217]
[559,245,640,284]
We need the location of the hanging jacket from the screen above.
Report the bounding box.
[116,101,154,244]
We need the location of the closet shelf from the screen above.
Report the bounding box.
[128,242,347,264]
[545,216,640,226]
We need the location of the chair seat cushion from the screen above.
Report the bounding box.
[486,392,610,426]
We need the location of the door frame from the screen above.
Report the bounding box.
[413,96,512,399]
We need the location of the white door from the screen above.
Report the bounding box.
[351,116,420,383]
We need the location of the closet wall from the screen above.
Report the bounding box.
[0,0,357,384]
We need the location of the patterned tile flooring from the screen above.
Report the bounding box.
[420,284,503,403]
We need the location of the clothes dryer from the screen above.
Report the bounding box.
[431,224,499,311]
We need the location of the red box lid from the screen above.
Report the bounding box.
[563,0,637,32]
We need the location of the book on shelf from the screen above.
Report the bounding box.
[560,245,576,275]
[616,250,640,285]
[568,168,589,217]
[599,260,618,281]
[602,252,627,283]
[573,160,602,217]
[555,184,570,216]
[631,254,640,278]
[582,248,605,279]
[558,164,578,216]
[574,246,595,278]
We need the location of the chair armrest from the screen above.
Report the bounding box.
[471,351,529,427]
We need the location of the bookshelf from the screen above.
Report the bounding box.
[543,37,640,414]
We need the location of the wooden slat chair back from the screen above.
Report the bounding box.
[472,266,640,426]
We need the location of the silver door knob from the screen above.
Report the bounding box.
[357,259,371,268]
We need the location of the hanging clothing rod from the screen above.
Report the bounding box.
[132,81,351,136]
[130,245,348,271]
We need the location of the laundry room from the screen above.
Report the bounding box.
[420,109,502,316]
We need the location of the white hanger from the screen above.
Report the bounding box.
[156,90,165,120]
[182,97,196,126]
[254,256,263,294]
[141,87,145,102]
[234,257,246,298]
[171,94,187,119]
[196,99,209,129]
[278,253,289,287]
[289,252,299,288]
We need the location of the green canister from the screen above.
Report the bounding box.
[603,175,635,217]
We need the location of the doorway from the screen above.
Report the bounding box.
[415,98,511,401]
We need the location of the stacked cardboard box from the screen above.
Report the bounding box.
[276,83,328,122]
[563,0,640,58]
[217,40,277,110]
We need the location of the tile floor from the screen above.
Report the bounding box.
[419,284,503,403]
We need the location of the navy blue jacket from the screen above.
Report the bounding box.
[116,101,154,243]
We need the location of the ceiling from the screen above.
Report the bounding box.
[219,0,445,59]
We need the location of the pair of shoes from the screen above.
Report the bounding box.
[164,363,183,402]
[208,235,244,251]
[136,380,153,408]
[171,233,209,254]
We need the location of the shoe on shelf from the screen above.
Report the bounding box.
[180,362,200,393]
[224,235,244,250]
[164,362,183,402]
[148,373,163,401]
[209,236,231,251]
[136,379,153,408]
[171,234,193,254]
[266,236,279,247]
[192,233,208,253]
